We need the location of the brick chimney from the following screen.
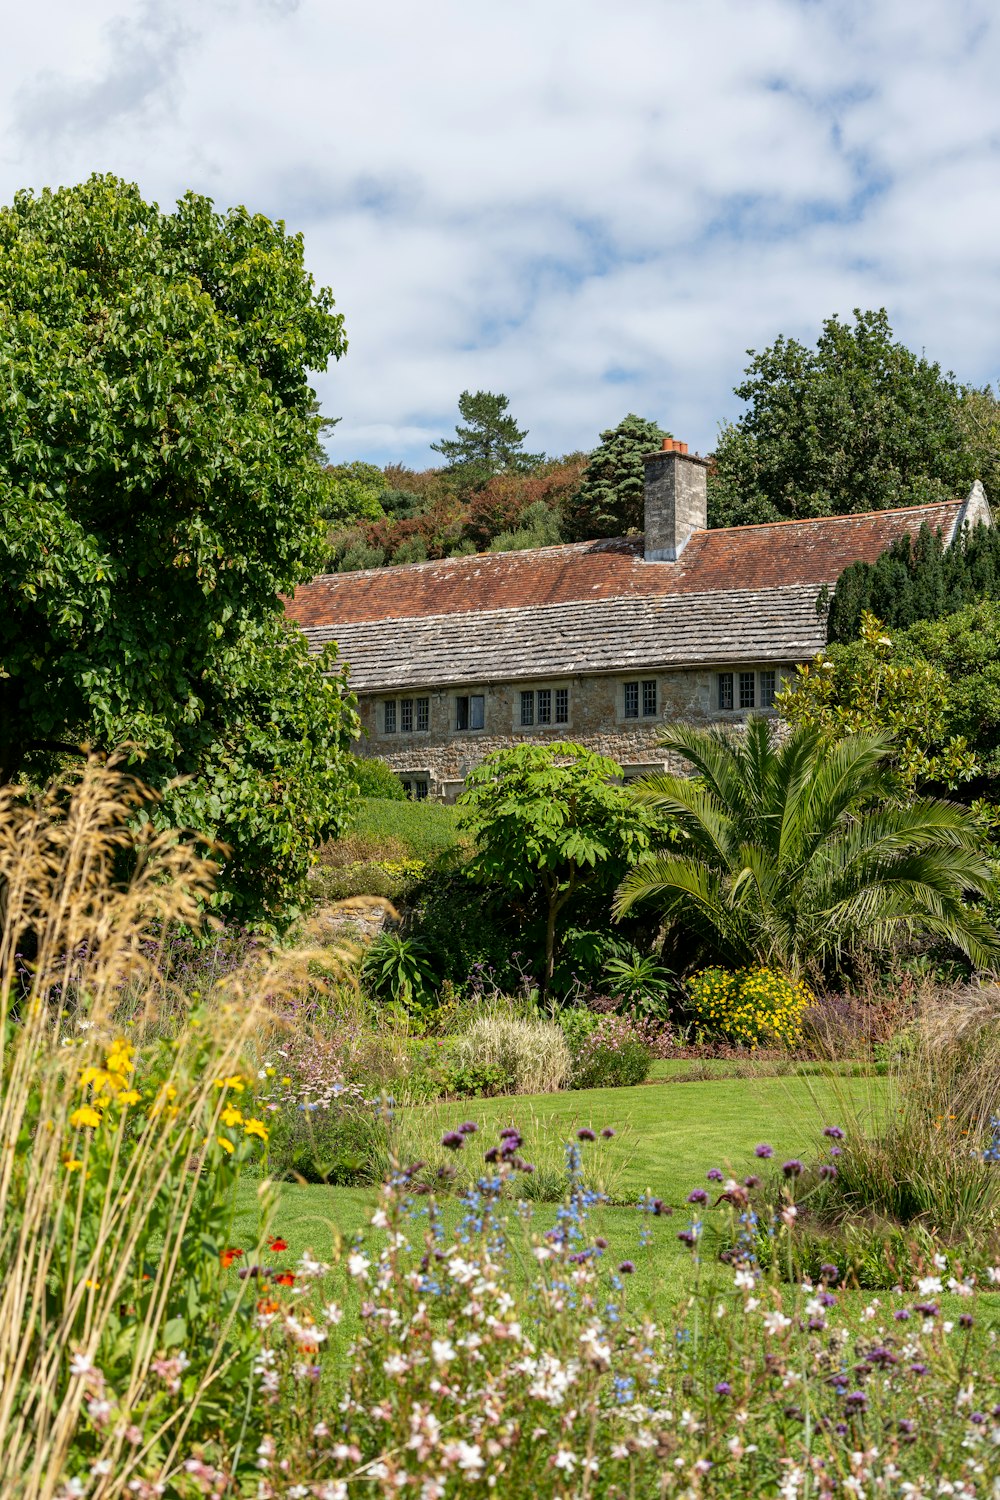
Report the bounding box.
[642,439,709,561]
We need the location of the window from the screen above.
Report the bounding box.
[456,694,485,731]
[400,776,429,801]
[518,687,570,729]
[717,670,781,711]
[383,696,429,734]
[624,680,657,719]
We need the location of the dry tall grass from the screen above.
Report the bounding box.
[0,761,353,1500]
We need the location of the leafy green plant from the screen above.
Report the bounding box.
[616,718,1000,977]
[349,756,407,800]
[603,950,674,1019]
[560,1013,653,1089]
[461,742,652,990]
[266,1098,390,1185]
[361,932,438,1012]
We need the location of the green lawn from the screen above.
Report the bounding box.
[232,1072,887,1313]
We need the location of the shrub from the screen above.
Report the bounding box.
[350,755,406,799]
[361,932,438,1012]
[686,966,812,1047]
[451,1014,571,1096]
[352,796,467,863]
[561,1012,653,1089]
[265,1090,389,1184]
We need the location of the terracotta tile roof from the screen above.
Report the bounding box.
[286,500,965,630]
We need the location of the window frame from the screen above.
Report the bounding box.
[716,669,782,713]
[516,684,571,732]
[456,693,485,732]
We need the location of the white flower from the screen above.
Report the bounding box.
[987,1266,1000,1284]
[532,1245,552,1262]
[347,1252,370,1280]
[90,1460,113,1477]
[779,1468,803,1499]
[323,1301,344,1324]
[762,1310,792,1335]
[917,1276,943,1297]
[456,1441,484,1476]
[933,1253,948,1270]
[431,1338,456,1367]
[69,1352,96,1378]
[553,1449,577,1473]
[370,1208,389,1230]
[734,1269,756,1291]
[383,1355,408,1377]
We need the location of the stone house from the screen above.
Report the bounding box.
[286,442,993,801]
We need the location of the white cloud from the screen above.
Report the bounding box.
[1,0,999,464]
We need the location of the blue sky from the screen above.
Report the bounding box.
[3,0,1000,468]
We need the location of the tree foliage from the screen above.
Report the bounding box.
[778,613,980,796]
[0,174,359,923]
[826,519,1000,643]
[460,742,652,990]
[431,390,543,492]
[709,309,992,528]
[615,719,998,977]
[562,414,668,541]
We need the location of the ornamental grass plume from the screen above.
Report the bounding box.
[0,759,357,1499]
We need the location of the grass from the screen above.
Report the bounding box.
[349,796,467,863]
[234,1072,887,1313]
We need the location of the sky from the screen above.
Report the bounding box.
[3,0,1000,468]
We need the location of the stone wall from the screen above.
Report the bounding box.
[356,665,790,801]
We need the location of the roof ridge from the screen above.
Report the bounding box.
[706,498,963,536]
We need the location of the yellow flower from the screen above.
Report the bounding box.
[216,1136,235,1154]
[70,1105,102,1130]
[117,1090,142,1107]
[220,1105,244,1128]
[64,1158,84,1172]
[214,1075,246,1093]
[243,1119,268,1142]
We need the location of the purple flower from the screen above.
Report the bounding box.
[601,1126,616,1139]
[893,1309,911,1322]
[844,1391,867,1410]
[755,1144,773,1159]
[820,1263,839,1283]
[914,1302,939,1318]
[910,1363,928,1376]
[677,1230,697,1246]
[483,1146,499,1164]
[618,1260,635,1274]
[499,1126,520,1139]
[594,1237,608,1250]
[823,1125,845,1140]
[707,1168,724,1182]
[969,1412,986,1425]
[714,1381,731,1396]
[960,1313,974,1329]
[687,1188,709,1205]
[744,1175,760,1189]
[829,1145,842,1158]
[819,1163,837,1180]
[458,1121,478,1135]
[650,1198,671,1216]
[782,1159,803,1178]
[441,1131,464,1151]
[577,1128,597,1142]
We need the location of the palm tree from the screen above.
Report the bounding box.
[614,718,999,977]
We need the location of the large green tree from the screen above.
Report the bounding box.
[562,414,668,541]
[615,719,998,976]
[431,390,543,491]
[709,309,994,528]
[0,174,359,924]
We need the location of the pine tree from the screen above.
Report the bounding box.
[562,414,669,541]
[431,391,543,491]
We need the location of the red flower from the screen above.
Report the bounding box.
[268,1237,288,1252]
[220,1248,244,1269]
[274,1271,296,1287]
